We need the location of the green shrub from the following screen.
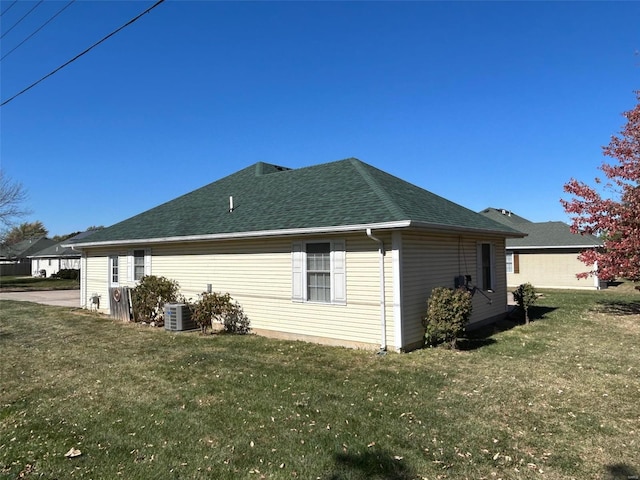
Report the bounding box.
[190,291,250,335]
[130,275,180,324]
[513,282,537,324]
[423,286,473,349]
[52,269,79,280]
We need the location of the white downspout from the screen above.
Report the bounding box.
[366,228,386,351]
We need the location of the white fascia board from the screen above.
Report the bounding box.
[67,221,413,249]
[409,221,527,238]
[506,244,602,249]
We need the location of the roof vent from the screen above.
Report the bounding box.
[229,196,234,213]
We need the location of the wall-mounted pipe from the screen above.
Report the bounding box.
[366,228,386,351]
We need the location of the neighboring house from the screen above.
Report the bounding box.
[479,208,605,290]
[69,158,524,352]
[0,236,56,276]
[28,230,96,277]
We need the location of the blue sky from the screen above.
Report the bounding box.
[1,1,638,237]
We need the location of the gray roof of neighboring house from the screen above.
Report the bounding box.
[479,207,602,248]
[0,236,56,259]
[71,158,524,247]
[29,231,96,258]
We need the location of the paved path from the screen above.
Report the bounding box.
[0,289,80,308]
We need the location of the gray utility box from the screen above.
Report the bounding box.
[164,303,197,331]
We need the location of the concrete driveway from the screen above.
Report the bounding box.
[0,289,80,308]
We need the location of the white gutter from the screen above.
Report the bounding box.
[366,228,386,352]
[409,220,526,238]
[65,221,412,249]
[65,218,525,250]
[506,244,602,249]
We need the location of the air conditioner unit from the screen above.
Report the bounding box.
[164,303,196,332]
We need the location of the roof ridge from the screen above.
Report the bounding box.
[349,159,406,219]
[254,162,292,176]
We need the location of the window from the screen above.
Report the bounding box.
[477,242,495,291]
[133,250,145,281]
[292,240,346,304]
[128,249,150,282]
[506,252,519,274]
[307,243,331,302]
[109,256,119,286]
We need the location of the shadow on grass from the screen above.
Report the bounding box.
[324,447,416,480]
[456,305,558,351]
[595,300,640,316]
[604,462,638,480]
[507,305,558,324]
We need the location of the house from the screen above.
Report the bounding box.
[0,236,56,276]
[69,158,524,352]
[479,208,605,290]
[28,231,96,277]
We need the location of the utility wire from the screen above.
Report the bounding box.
[1,0,166,107]
[1,0,18,17]
[1,0,44,40]
[2,0,76,61]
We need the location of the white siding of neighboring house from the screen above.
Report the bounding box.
[507,250,602,290]
[61,258,80,270]
[400,231,509,351]
[31,256,80,277]
[83,232,397,350]
[31,258,60,277]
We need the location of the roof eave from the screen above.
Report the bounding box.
[66,221,413,248]
[409,221,526,238]
[506,244,602,249]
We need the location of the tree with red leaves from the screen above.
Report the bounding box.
[562,92,640,282]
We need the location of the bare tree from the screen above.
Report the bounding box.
[0,170,30,230]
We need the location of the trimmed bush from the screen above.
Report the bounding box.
[423,286,473,349]
[513,282,537,324]
[190,292,250,335]
[130,275,180,324]
[52,269,79,280]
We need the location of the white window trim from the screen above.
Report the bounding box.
[109,255,120,287]
[292,240,346,305]
[128,248,151,282]
[506,251,514,274]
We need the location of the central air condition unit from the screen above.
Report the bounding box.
[164,303,196,332]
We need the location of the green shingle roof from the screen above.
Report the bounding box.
[479,207,602,248]
[0,236,56,259]
[72,159,522,246]
[30,231,96,258]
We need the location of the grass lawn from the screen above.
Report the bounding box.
[1,288,639,479]
[0,276,79,291]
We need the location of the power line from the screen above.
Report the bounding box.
[0,0,166,107]
[1,0,45,40]
[0,0,18,17]
[2,0,76,61]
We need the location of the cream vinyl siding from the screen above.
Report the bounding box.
[85,249,141,310]
[83,233,394,349]
[401,232,508,349]
[507,250,600,289]
[85,253,109,310]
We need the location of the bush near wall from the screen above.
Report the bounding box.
[423,286,473,349]
[130,275,181,324]
[189,291,250,335]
